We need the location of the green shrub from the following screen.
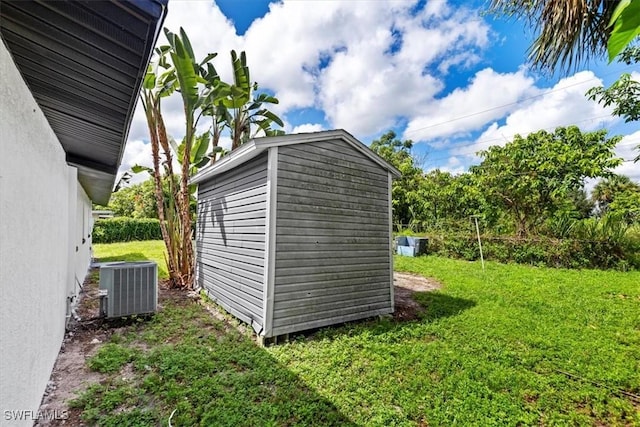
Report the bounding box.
[93,217,162,243]
[416,232,639,270]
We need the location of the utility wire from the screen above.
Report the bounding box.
[421,120,638,165]
[424,114,616,154]
[424,138,639,165]
[404,65,635,137]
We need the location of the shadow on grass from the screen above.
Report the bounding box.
[290,292,477,343]
[413,291,476,322]
[95,253,168,279]
[71,298,357,426]
[96,252,150,263]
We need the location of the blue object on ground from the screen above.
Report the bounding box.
[396,236,429,256]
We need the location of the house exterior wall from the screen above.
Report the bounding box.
[0,42,92,426]
[196,154,269,332]
[73,177,93,304]
[270,139,393,336]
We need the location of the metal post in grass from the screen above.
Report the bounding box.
[471,215,485,272]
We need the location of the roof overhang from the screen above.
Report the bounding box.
[0,0,168,204]
[191,129,402,185]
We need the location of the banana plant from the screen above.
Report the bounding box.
[135,28,286,289]
[204,50,284,151]
[136,27,224,289]
[139,50,180,285]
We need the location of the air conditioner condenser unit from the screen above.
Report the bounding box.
[99,261,158,318]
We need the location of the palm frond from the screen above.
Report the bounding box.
[489,0,619,73]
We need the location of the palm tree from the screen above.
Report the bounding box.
[489,0,621,72]
[592,174,640,214]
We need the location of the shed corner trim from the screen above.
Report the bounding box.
[388,170,395,311]
[261,146,279,337]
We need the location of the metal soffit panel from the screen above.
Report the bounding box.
[0,0,167,204]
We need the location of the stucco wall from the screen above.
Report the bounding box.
[0,42,91,426]
[74,178,93,300]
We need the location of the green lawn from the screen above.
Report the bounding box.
[84,240,640,426]
[94,240,169,279]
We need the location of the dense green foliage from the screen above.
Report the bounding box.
[384,125,639,268]
[106,179,160,218]
[370,131,423,226]
[593,174,640,222]
[420,226,640,271]
[93,218,162,243]
[75,243,640,425]
[606,2,640,61]
[588,46,640,123]
[100,177,196,220]
[472,126,621,236]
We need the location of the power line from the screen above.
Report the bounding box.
[421,118,638,165]
[403,65,635,137]
[424,140,638,166]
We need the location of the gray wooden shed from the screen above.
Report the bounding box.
[191,129,401,338]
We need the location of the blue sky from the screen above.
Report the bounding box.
[121,0,639,183]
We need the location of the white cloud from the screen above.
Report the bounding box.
[126,0,495,147]
[614,131,640,183]
[403,67,537,142]
[317,33,443,135]
[448,71,618,162]
[162,1,242,64]
[440,156,465,175]
[481,71,615,138]
[312,2,491,136]
[396,6,489,69]
[437,52,482,74]
[123,0,631,185]
[291,123,325,134]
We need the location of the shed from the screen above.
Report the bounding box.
[191,129,401,338]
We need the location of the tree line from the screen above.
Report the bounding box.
[371,128,640,236]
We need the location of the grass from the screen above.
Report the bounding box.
[72,302,351,426]
[80,241,640,426]
[94,240,169,279]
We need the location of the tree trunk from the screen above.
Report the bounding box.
[142,95,179,288]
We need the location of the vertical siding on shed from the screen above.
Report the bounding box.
[271,139,392,336]
[196,154,268,332]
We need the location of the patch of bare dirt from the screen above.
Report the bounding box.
[35,272,185,426]
[36,273,106,426]
[393,272,442,321]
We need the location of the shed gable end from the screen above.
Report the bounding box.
[272,138,393,335]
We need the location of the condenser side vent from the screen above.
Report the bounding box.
[99,261,158,318]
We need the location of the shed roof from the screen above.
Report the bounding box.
[191,129,402,185]
[0,0,168,204]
